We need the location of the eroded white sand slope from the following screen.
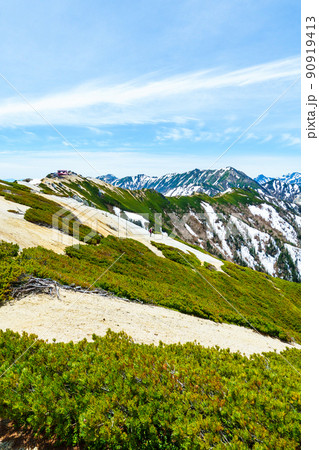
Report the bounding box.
[0,289,300,356]
[0,196,81,254]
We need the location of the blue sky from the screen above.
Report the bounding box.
[0,0,300,180]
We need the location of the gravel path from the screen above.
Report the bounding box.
[0,289,300,356]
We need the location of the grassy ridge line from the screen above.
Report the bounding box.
[0,329,301,448]
[45,176,265,228]
[69,179,265,214]
[0,238,300,343]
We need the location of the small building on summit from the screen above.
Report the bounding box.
[47,170,77,178]
[57,170,70,177]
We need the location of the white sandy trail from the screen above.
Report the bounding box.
[0,289,300,356]
[0,196,81,254]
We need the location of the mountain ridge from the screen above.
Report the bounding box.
[98,167,301,204]
[98,167,264,197]
[254,172,301,204]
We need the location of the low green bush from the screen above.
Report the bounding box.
[0,240,19,259]
[151,242,202,268]
[11,236,301,342]
[0,242,24,303]
[0,329,301,448]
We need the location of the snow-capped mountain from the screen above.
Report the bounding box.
[98,167,263,197]
[279,172,301,185]
[254,174,273,185]
[255,172,301,204]
[99,168,301,205]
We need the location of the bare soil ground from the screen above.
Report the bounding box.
[0,418,81,449]
[0,289,300,356]
[0,196,81,254]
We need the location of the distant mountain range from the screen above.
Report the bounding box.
[254,172,301,204]
[99,167,262,197]
[98,168,301,205]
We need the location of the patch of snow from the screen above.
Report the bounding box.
[113,206,121,217]
[29,178,42,185]
[230,216,278,276]
[201,202,232,257]
[249,204,298,244]
[185,223,197,236]
[165,185,202,197]
[284,243,301,271]
[124,211,150,229]
[258,252,278,277]
[294,215,301,227]
[220,188,233,195]
[240,246,255,267]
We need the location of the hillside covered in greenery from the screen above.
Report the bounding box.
[1,176,301,281]
[0,238,300,343]
[0,329,300,448]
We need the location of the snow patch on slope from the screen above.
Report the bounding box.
[200,201,283,276]
[201,202,232,257]
[113,207,149,229]
[185,223,197,236]
[249,204,298,244]
[284,243,301,272]
[165,185,203,197]
[230,215,279,276]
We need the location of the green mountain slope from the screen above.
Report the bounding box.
[0,180,101,243]
[38,174,301,281]
[0,238,300,343]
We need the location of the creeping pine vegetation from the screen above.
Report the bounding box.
[0,236,301,448]
[0,329,300,449]
[0,177,300,448]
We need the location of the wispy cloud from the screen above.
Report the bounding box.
[87,126,113,135]
[156,127,217,142]
[224,127,241,134]
[23,130,36,137]
[243,132,258,141]
[261,134,273,143]
[281,133,301,146]
[0,56,300,127]
[156,127,194,141]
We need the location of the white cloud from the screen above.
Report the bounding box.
[281,133,301,146]
[261,134,273,143]
[23,130,36,137]
[244,132,258,141]
[224,127,241,134]
[0,56,300,127]
[156,127,216,142]
[156,127,194,141]
[87,126,113,135]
